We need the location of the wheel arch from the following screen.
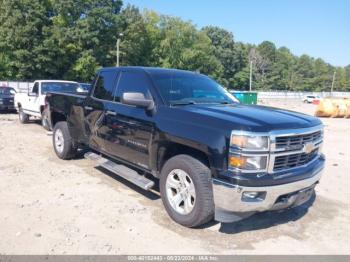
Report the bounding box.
[51,112,67,128]
[152,141,213,178]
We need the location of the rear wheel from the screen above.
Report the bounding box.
[41,109,51,131]
[18,108,29,123]
[53,121,78,159]
[160,154,214,227]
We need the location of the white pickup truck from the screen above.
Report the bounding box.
[15,80,82,130]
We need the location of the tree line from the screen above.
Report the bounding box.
[0,0,349,91]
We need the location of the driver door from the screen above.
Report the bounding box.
[26,82,41,116]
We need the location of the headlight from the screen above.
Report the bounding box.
[229,155,268,171]
[230,132,269,151]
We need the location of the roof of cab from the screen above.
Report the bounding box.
[34,80,79,83]
[98,66,199,75]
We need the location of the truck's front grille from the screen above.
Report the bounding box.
[268,126,324,173]
[275,130,322,150]
[273,148,319,171]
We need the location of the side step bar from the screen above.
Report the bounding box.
[85,152,154,191]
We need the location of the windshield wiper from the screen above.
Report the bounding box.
[171,101,197,106]
[218,101,235,104]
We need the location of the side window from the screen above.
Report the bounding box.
[93,70,117,101]
[115,71,152,102]
[32,83,39,94]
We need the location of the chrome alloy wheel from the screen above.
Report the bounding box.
[54,129,64,153]
[165,169,196,215]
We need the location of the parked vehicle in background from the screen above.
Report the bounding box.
[15,80,81,130]
[77,83,92,93]
[0,86,16,112]
[303,95,320,103]
[47,67,325,227]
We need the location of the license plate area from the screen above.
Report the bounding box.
[272,183,317,210]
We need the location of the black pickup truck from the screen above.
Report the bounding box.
[47,67,325,227]
[0,86,16,111]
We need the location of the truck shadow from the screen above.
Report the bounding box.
[0,110,17,114]
[217,193,316,234]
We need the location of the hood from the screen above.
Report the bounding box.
[0,94,14,99]
[176,103,322,132]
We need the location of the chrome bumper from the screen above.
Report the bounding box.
[212,167,323,222]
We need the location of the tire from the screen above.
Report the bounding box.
[41,109,51,131]
[18,108,29,123]
[160,154,214,227]
[53,121,78,159]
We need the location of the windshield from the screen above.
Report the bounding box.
[41,82,79,94]
[149,71,238,105]
[0,88,16,95]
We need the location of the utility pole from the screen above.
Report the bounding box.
[331,71,336,95]
[116,33,123,67]
[249,60,253,91]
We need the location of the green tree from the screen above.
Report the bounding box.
[202,26,239,88]
[119,6,160,66]
[49,0,122,81]
[156,16,223,78]
[0,0,55,80]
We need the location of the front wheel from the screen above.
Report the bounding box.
[160,154,214,227]
[53,121,78,159]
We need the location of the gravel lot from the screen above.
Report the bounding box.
[0,100,350,254]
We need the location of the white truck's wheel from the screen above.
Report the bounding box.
[18,108,29,124]
[41,109,51,130]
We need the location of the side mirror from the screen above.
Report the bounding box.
[122,92,154,110]
[28,92,37,97]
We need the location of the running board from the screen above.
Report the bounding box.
[84,152,154,190]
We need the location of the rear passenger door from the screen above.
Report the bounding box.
[103,70,155,170]
[83,70,118,152]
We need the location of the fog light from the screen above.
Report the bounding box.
[242,191,266,202]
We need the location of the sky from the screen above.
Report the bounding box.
[124,0,350,67]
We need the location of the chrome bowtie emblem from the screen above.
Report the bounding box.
[303,143,315,154]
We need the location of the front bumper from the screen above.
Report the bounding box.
[0,99,15,110]
[213,165,323,223]
[0,104,15,110]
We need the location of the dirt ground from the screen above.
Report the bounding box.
[0,99,350,255]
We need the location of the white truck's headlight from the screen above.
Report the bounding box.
[230,132,269,151]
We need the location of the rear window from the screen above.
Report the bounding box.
[41,82,79,94]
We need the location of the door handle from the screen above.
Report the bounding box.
[106,110,117,116]
[84,106,93,110]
